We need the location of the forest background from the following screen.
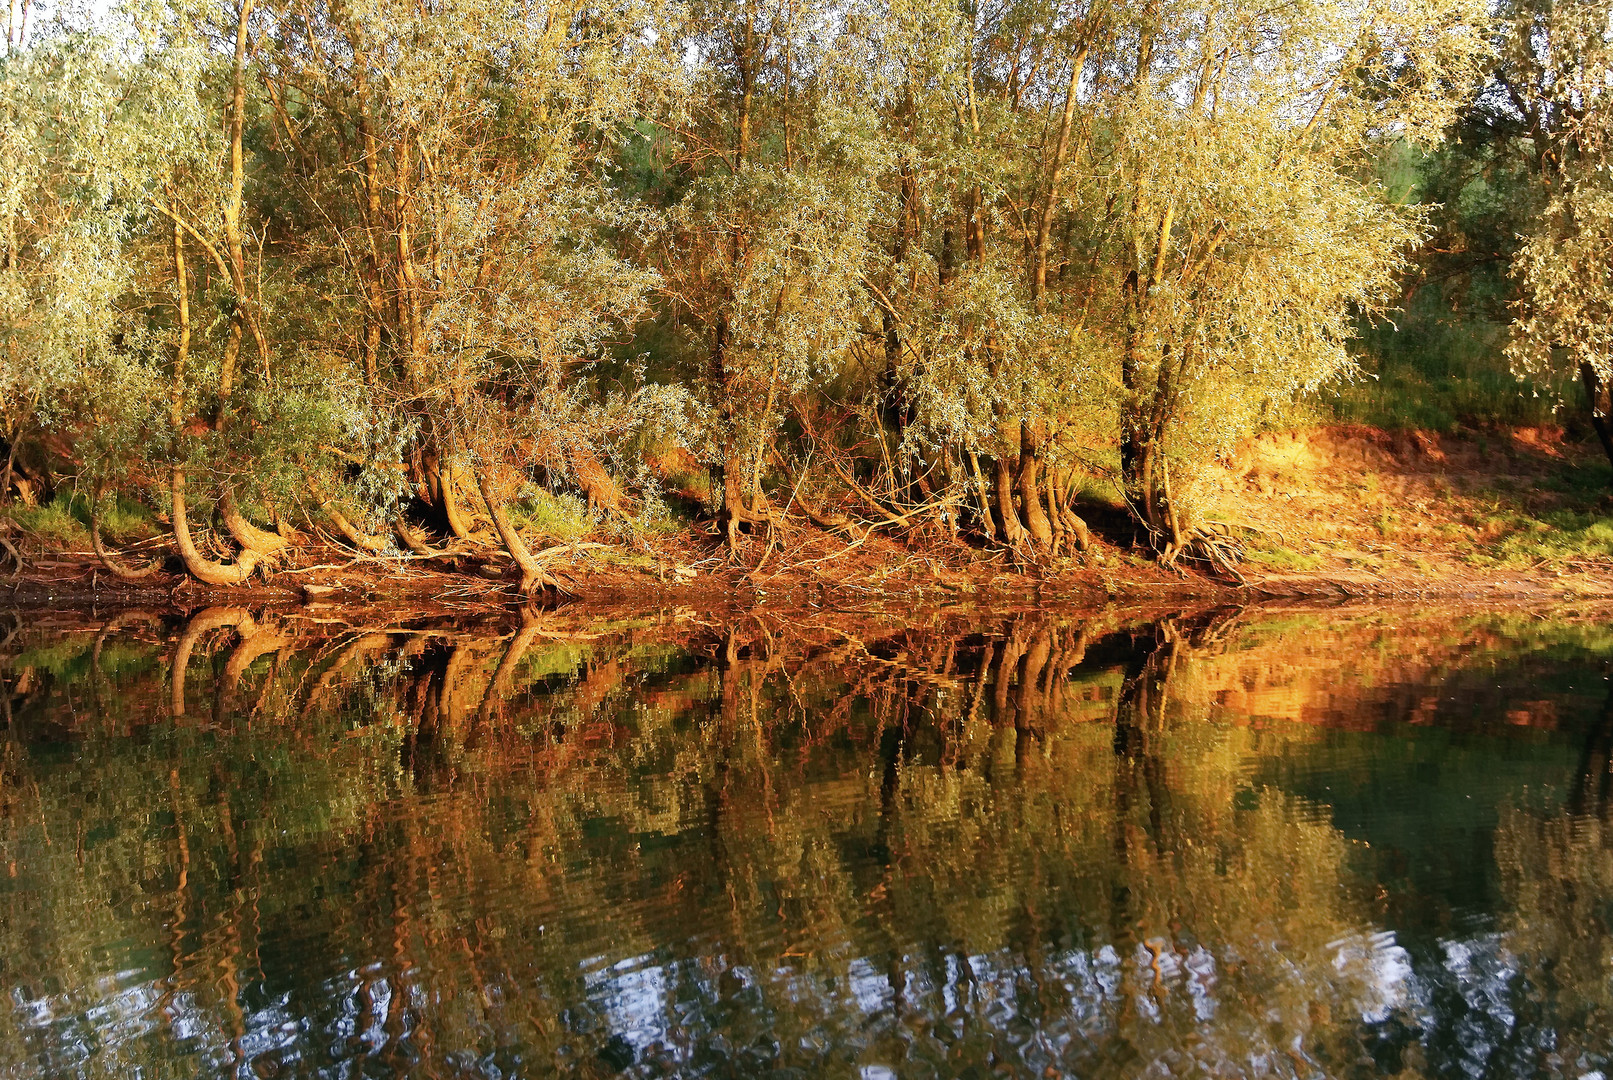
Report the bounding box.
[2,0,1611,595]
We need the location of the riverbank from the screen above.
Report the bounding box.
[4,423,1611,615]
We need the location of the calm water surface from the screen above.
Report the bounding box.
[0,605,1610,1078]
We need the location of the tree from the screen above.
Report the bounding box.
[267,0,674,587]
[1072,0,1488,562]
[656,0,909,550]
[1502,0,1613,474]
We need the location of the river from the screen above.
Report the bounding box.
[0,604,1608,1078]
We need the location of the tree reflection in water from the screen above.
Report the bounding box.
[0,606,1607,1078]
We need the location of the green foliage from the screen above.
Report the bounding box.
[1242,542,1325,572]
[514,489,594,544]
[1483,510,1613,566]
[1334,297,1567,432]
[0,487,153,548]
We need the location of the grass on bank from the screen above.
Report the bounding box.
[1241,543,1325,571]
[2,489,158,551]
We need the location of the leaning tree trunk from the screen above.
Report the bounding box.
[219,488,290,561]
[322,502,389,552]
[472,464,557,594]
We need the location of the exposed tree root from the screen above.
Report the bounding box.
[1159,521,1246,582]
[90,481,162,581]
[0,529,24,579]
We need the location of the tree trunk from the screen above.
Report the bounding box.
[721,458,744,549]
[439,461,477,541]
[1017,420,1054,552]
[0,432,14,506]
[90,481,161,580]
[1044,465,1065,555]
[223,0,267,381]
[1030,40,1092,306]
[419,446,443,506]
[272,509,305,543]
[393,135,424,376]
[351,38,385,387]
[1580,361,1613,476]
[171,468,262,585]
[712,16,755,552]
[322,502,388,552]
[969,450,999,540]
[168,203,258,587]
[710,313,744,551]
[993,455,1028,546]
[219,488,290,560]
[394,515,444,556]
[472,463,556,593]
[1058,476,1092,553]
[1120,269,1148,514]
[1120,207,1185,551]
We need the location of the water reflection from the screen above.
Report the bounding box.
[0,605,1609,1077]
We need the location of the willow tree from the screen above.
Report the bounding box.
[832,0,1122,556]
[1502,0,1613,474]
[0,21,143,508]
[1049,0,1490,565]
[929,0,1115,554]
[657,0,917,550]
[0,4,280,583]
[144,0,299,582]
[843,0,1102,553]
[263,0,673,587]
